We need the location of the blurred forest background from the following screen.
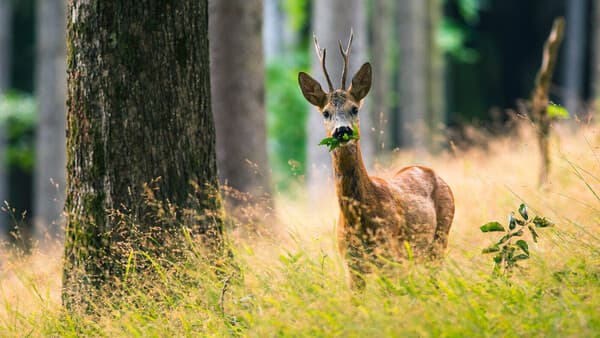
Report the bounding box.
[0,0,598,247]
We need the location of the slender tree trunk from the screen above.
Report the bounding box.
[532,18,565,186]
[34,0,67,243]
[263,0,283,62]
[396,0,444,151]
[308,0,372,191]
[0,0,11,239]
[209,0,272,218]
[0,0,9,92]
[371,0,394,153]
[591,0,600,115]
[63,0,223,310]
[562,0,587,118]
[0,0,9,241]
[397,0,427,150]
[426,0,445,150]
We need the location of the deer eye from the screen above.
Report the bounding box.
[350,107,358,116]
[323,110,331,119]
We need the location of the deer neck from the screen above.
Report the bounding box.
[332,141,373,215]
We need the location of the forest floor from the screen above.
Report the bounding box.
[0,122,599,336]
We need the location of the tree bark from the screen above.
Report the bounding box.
[532,18,565,186]
[209,0,272,215]
[34,0,67,242]
[371,0,394,153]
[63,0,223,309]
[0,0,10,238]
[426,0,445,150]
[562,0,587,118]
[308,0,372,191]
[263,0,283,62]
[0,0,9,93]
[397,0,428,150]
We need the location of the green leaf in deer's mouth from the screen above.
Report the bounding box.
[318,128,360,152]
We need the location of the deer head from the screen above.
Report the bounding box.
[298,31,372,145]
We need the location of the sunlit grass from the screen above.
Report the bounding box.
[0,122,599,336]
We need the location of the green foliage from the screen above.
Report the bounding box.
[547,102,569,119]
[481,203,554,276]
[266,52,309,192]
[318,128,359,152]
[4,227,600,336]
[439,0,486,63]
[281,0,309,32]
[0,91,37,172]
[456,0,486,24]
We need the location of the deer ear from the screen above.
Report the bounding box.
[298,72,327,108]
[348,62,372,102]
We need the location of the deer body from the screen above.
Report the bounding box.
[333,141,454,286]
[299,32,454,287]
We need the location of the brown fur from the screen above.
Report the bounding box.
[332,141,454,287]
[298,38,454,288]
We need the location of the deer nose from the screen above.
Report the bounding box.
[333,126,353,141]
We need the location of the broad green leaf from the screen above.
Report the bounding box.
[514,254,529,261]
[508,212,516,230]
[493,254,502,264]
[515,240,529,256]
[532,216,553,228]
[480,221,505,232]
[512,229,524,238]
[528,225,539,243]
[482,244,500,254]
[518,204,529,220]
[497,234,510,245]
[547,103,569,119]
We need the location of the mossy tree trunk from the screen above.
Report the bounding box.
[63,0,224,309]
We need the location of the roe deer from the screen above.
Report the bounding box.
[298,32,455,288]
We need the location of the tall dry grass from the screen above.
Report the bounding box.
[0,122,598,336]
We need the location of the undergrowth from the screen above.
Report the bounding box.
[0,124,598,336]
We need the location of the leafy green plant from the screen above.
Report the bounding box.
[318,128,359,152]
[546,102,569,119]
[480,203,553,276]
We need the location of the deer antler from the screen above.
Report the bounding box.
[313,33,334,92]
[339,28,354,90]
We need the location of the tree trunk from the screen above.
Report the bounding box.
[209,0,272,220]
[63,0,223,310]
[371,0,394,153]
[426,0,445,150]
[263,0,283,62]
[308,0,372,191]
[591,0,600,114]
[397,0,428,150]
[34,0,67,243]
[562,0,587,118]
[0,0,10,238]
